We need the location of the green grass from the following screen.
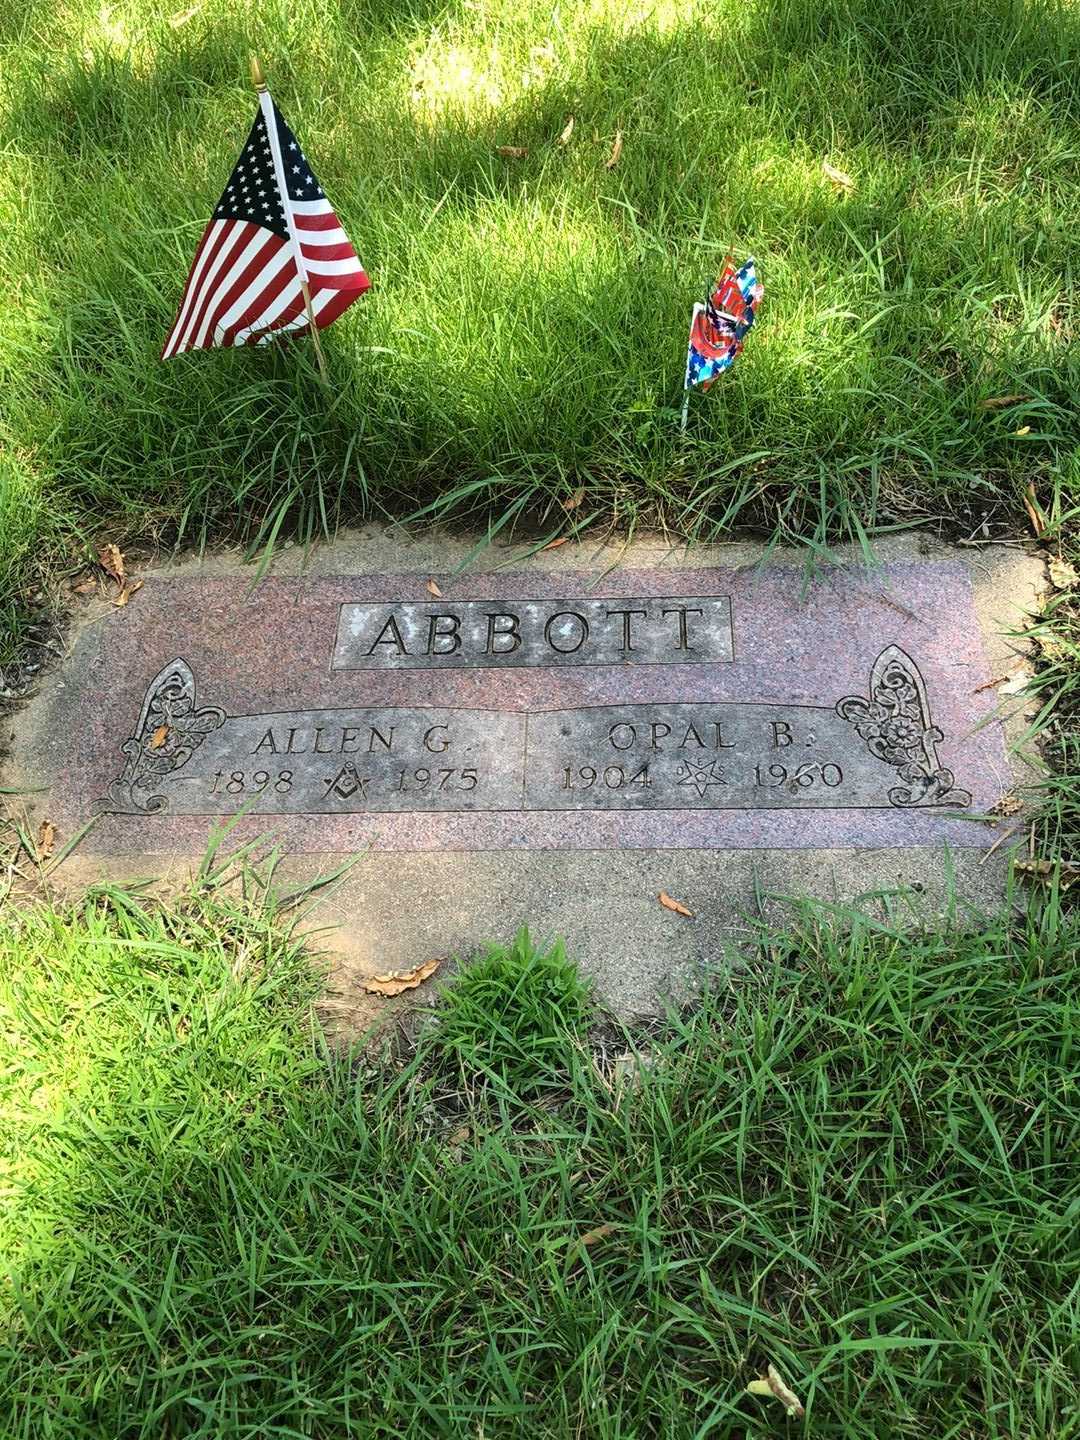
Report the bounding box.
[0,883,1077,1437]
[1,0,1079,609]
[428,927,593,1093]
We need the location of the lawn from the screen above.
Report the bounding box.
[1,3,1079,1433]
[1,0,1079,620]
[0,886,1076,1437]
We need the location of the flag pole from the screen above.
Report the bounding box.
[250,54,330,384]
[680,303,698,432]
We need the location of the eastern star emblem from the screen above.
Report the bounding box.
[323,763,370,802]
[675,758,729,798]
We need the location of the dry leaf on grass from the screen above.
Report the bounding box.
[37,821,56,862]
[822,159,854,192]
[1049,556,1079,591]
[1037,630,1070,662]
[98,543,125,587]
[497,145,528,159]
[990,790,1022,817]
[557,115,575,146]
[1015,858,1080,889]
[998,670,1029,696]
[364,957,441,996]
[542,536,569,551]
[659,890,693,917]
[605,129,623,169]
[1023,482,1047,538]
[114,579,144,608]
[426,578,443,598]
[149,724,171,751]
[979,394,1025,409]
[71,577,98,595]
[746,1363,805,1419]
[579,1223,615,1248]
[562,486,585,512]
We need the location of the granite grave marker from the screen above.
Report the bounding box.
[4,532,1041,1021]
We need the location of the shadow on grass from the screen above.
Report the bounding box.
[2,0,1078,568]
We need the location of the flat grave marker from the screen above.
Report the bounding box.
[4,533,1042,1021]
[40,563,1000,851]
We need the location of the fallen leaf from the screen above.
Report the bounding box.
[557,115,575,146]
[71,578,97,595]
[562,486,585,512]
[167,1,201,24]
[1015,858,1080,889]
[426,578,443,598]
[497,145,528,159]
[1014,425,1032,436]
[979,394,1025,409]
[98,543,125,587]
[1023,482,1047,538]
[1048,556,1079,591]
[991,790,1022,817]
[605,129,623,169]
[1037,630,1070,662]
[364,957,441,996]
[747,1364,805,1419]
[114,578,144,608]
[579,1223,615,1248]
[149,724,171,751]
[822,158,854,192]
[37,821,56,861]
[542,536,569,551]
[998,670,1029,696]
[659,890,693,917]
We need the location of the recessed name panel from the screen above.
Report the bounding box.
[331,595,734,670]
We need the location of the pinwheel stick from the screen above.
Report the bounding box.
[680,308,696,430]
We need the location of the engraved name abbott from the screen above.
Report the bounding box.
[331,595,734,670]
[94,647,971,817]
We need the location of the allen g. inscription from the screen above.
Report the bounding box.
[331,595,734,669]
[94,647,972,817]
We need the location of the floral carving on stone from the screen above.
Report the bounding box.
[93,659,225,815]
[836,645,972,809]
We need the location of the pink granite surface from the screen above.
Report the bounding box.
[51,563,1008,853]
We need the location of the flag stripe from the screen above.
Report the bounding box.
[302,255,367,277]
[162,220,230,358]
[210,241,293,344]
[299,236,355,257]
[293,211,345,233]
[181,223,262,353]
[262,285,349,342]
[230,277,304,346]
[189,227,275,351]
[161,221,219,358]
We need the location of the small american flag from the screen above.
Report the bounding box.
[162,89,369,359]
